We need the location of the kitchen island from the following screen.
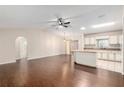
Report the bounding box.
[71,50,97,67]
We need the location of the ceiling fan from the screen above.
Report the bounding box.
[43,14,82,29]
[48,17,71,29]
[55,17,71,28]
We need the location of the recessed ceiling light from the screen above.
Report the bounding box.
[80,27,86,30]
[92,22,115,28]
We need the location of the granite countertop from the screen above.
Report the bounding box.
[84,48,121,51]
[71,50,96,53]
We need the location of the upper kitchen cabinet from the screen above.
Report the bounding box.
[109,35,118,45]
[84,31,122,48]
[90,37,96,45]
[118,35,122,45]
[84,37,90,45]
[109,35,122,45]
[84,37,96,45]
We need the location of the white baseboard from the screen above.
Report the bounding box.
[0,54,64,65]
[121,71,124,75]
[27,56,43,60]
[0,60,16,65]
[28,54,64,61]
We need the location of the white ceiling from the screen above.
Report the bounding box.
[0,5,123,35]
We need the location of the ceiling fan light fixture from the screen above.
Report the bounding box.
[80,27,86,30]
[58,25,63,28]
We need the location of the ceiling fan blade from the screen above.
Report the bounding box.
[45,20,57,23]
[64,22,70,24]
[63,25,68,28]
[51,24,58,27]
[40,20,57,25]
[63,14,83,20]
[66,24,72,28]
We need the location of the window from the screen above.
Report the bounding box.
[97,39,109,48]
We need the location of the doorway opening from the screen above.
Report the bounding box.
[65,40,78,55]
[15,36,28,60]
[70,40,78,51]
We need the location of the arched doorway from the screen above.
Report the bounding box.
[15,36,28,60]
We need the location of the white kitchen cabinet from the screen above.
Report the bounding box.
[115,52,121,62]
[102,52,108,60]
[97,52,108,60]
[90,37,96,45]
[109,35,118,44]
[97,53,100,59]
[118,35,122,45]
[101,61,108,69]
[84,37,96,45]
[114,62,121,73]
[108,62,115,71]
[108,52,115,61]
[100,52,103,59]
[108,52,121,62]
[96,51,122,73]
[109,35,122,45]
[85,38,90,45]
[97,51,121,62]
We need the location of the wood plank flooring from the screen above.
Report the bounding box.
[0,55,124,87]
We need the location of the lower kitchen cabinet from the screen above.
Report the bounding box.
[102,52,108,59]
[107,62,115,71]
[97,53,101,59]
[96,50,122,73]
[115,52,121,62]
[108,52,114,61]
[97,60,122,73]
[97,52,108,60]
[97,51,121,62]
[114,62,122,72]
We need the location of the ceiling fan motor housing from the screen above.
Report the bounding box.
[57,18,70,28]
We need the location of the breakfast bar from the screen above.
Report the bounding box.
[71,50,97,67]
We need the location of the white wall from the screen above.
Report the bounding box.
[122,27,124,75]
[65,40,71,55]
[0,28,65,64]
[122,7,124,75]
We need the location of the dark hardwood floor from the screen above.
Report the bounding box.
[0,55,124,87]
